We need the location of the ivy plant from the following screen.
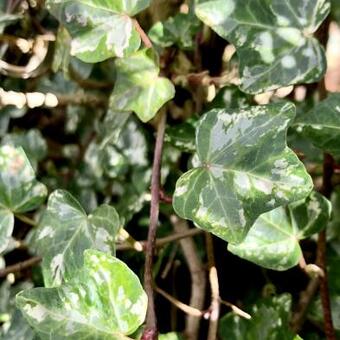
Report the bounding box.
[0,0,340,339]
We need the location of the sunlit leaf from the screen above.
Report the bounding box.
[0,146,47,254]
[295,93,340,157]
[33,190,120,287]
[16,250,147,339]
[228,191,331,270]
[195,0,330,94]
[46,0,151,62]
[173,102,313,243]
[110,49,175,122]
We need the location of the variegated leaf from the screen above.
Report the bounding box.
[173,102,313,244]
[16,250,147,339]
[33,190,120,287]
[228,192,331,270]
[195,0,330,94]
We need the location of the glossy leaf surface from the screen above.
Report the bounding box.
[34,190,120,287]
[46,0,151,62]
[228,192,331,270]
[110,49,175,122]
[173,103,313,243]
[296,93,340,157]
[195,0,330,94]
[16,250,147,339]
[0,146,47,253]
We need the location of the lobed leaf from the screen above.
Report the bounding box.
[0,146,47,253]
[33,190,120,287]
[46,0,151,62]
[110,49,175,122]
[195,0,330,94]
[16,250,147,339]
[295,93,340,157]
[173,102,313,244]
[228,191,331,270]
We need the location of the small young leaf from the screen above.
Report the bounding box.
[16,250,147,339]
[228,192,331,270]
[173,103,313,244]
[0,146,47,253]
[33,190,120,287]
[195,0,330,94]
[295,93,340,157]
[110,49,175,122]
[46,0,151,62]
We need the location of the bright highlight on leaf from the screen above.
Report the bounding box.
[33,190,120,287]
[110,49,175,122]
[16,249,148,339]
[173,102,313,244]
[195,0,330,94]
[46,0,151,62]
[0,145,47,254]
[228,191,331,270]
[295,93,340,157]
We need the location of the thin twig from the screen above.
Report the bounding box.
[134,20,153,48]
[116,227,203,251]
[0,256,42,277]
[205,233,220,340]
[155,286,203,317]
[219,299,252,320]
[142,111,167,340]
[171,215,206,340]
[15,214,37,227]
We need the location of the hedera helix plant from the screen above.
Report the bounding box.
[1,0,340,339]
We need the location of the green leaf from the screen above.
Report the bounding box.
[0,11,21,34]
[2,130,47,170]
[173,102,313,244]
[219,294,298,340]
[110,49,175,122]
[149,13,201,50]
[46,0,151,62]
[295,93,340,157]
[195,0,330,94]
[33,190,120,287]
[228,191,331,270]
[16,249,147,339]
[0,146,47,253]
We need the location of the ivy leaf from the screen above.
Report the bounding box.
[16,249,147,339]
[219,294,299,340]
[33,190,120,287]
[173,103,313,244]
[295,93,340,157]
[228,192,331,270]
[195,0,330,94]
[149,13,201,50]
[110,49,175,122]
[0,146,47,253]
[46,0,151,63]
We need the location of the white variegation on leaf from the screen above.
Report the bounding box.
[0,146,47,254]
[195,0,330,94]
[46,0,152,62]
[173,102,313,244]
[33,190,120,287]
[228,191,331,270]
[295,93,340,157]
[110,49,175,122]
[16,250,147,339]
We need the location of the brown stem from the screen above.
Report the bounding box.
[171,216,206,340]
[134,20,153,49]
[205,233,220,340]
[0,256,42,277]
[142,112,167,340]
